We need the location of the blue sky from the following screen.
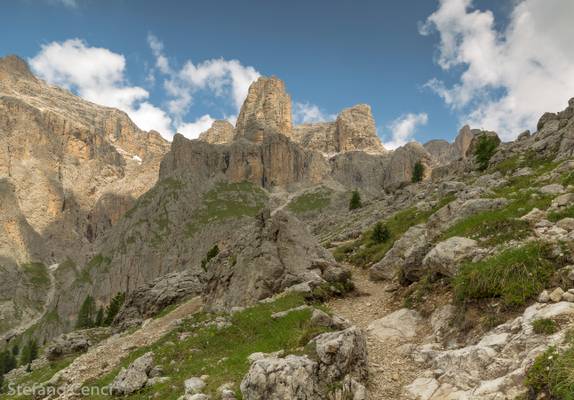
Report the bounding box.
[2,0,574,146]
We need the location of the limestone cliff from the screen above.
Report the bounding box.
[0,55,169,337]
[198,120,235,144]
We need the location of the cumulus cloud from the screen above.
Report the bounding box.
[293,102,336,124]
[147,34,260,128]
[29,39,173,137]
[421,0,574,140]
[383,113,428,150]
[177,114,216,139]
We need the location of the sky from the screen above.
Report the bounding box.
[1,0,574,147]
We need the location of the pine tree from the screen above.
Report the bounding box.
[95,307,104,327]
[11,344,19,357]
[19,338,38,367]
[76,295,96,329]
[349,190,362,210]
[0,350,16,374]
[474,135,499,171]
[411,161,425,183]
[104,292,126,326]
[371,222,390,244]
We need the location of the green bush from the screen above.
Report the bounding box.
[19,339,38,367]
[411,161,425,183]
[349,190,362,210]
[201,245,220,271]
[532,318,558,335]
[371,222,390,244]
[474,135,499,171]
[76,295,96,329]
[453,242,556,308]
[104,292,126,326]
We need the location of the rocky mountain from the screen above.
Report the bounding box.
[3,52,574,400]
[0,55,169,338]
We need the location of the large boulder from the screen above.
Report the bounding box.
[110,352,155,395]
[241,327,368,400]
[367,309,422,342]
[422,237,479,277]
[202,209,350,311]
[369,224,431,282]
[114,270,202,329]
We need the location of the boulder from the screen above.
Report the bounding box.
[367,309,422,342]
[422,237,479,277]
[550,288,565,303]
[557,218,574,231]
[370,224,431,282]
[539,184,565,195]
[184,377,207,395]
[520,208,547,224]
[110,352,155,395]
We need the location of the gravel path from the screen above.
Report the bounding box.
[328,267,424,400]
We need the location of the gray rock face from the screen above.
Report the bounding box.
[114,270,202,329]
[202,210,346,311]
[384,142,432,188]
[422,237,479,277]
[241,328,368,400]
[110,352,155,395]
[335,104,385,154]
[45,328,110,361]
[198,120,235,144]
[370,224,431,281]
[235,76,292,141]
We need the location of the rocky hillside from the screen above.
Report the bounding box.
[3,52,574,400]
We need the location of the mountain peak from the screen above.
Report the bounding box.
[0,54,35,81]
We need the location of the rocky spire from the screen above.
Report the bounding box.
[234,76,293,142]
[335,104,385,153]
[198,120,235,144]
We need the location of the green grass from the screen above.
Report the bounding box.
[185,182,267,238]
[287,188,332,214]
[20,263,49,287]
[532,318,559,335]
[334,195,455,268]
[453,242,558,308]
[526,333,574,399]
[82,293,329,399]
[548,205,574,222]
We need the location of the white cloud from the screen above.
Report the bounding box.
[29,39,174,137]
[50,0,78,8]
[147,34,260,126]
[293,102,336,124]
[177,114,215,139]
[383,113,428,150]
[421,0,574,140]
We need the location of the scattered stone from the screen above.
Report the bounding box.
[557,218,574,231]
[367,309,422,342]
[550,288,565,303]
[520,208,547,224]
[538,290,550,303]
[184,377,206,395]
[309,309,350,330]
[562,292,574,302]
[404,377,439,400]
[271,305,310,319]
[539,184,566,195]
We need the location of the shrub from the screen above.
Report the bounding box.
[411,161,425,183]
[526,343,574,398]
[371,222,390,244]
[532,318,558,335]
[201,244,220,271]
[76,295,96,329]
[20,339,38,367]
[453,242,556,308]
[349,190,362,210]
[104,292,126,326]
[474,135,499,171]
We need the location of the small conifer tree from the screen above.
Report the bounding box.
[349,190,362,210]
[411,161,425,183]
[371,222,391,244]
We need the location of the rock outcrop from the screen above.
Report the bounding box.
[241,327,368,400]
[235,76,293,141]
[198,120,235,144]
[202,209,350,311]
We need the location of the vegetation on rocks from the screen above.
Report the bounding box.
[349,190,362,210]
[76,296,97,329]
[453,242,559,308]
[526,334,574,399]
[185,182,267,237]
[532,318,559,335]
[20,263,49,288]
[201,244,220,271]
[287,187,332,214]
[411,161,425,183]
[83,293,333,399]
[474,135,499,171]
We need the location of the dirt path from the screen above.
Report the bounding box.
[53,296,203,399]
[328,267,423,400]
